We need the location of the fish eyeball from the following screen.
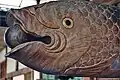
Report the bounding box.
[62,18,73,28]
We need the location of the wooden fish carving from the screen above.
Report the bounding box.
[4,0,120,78]
[92,0,120,5]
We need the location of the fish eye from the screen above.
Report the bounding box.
[63,18,73,28]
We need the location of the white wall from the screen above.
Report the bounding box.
[0,0,57,8]
[7,58,16,73]
[40,0,57,4]
[19,62,27,70]
[13,75,24,80]
[7,57,27,73]
[34,71,40,80]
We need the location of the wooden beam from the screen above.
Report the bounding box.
[6,68,33,79]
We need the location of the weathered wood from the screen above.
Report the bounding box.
[5,0,120,78]
[92,0,120,5]
[6,68,32,78]
[24,71,34,80]
[0,60,7,79]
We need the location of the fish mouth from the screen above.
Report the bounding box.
[4,23,51,48]
[4,10,67,58]
[4,24,52,57]
[4,10,52,56]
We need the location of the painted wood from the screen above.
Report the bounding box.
[7,58,16,74]
[13,75,24,80]
[34,71,40,80]
[24,71,34,80]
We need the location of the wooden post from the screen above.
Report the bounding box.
[24,71,34,80]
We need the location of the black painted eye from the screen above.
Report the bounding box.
[63,18,73,28]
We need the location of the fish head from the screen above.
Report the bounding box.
[5,1,93,75]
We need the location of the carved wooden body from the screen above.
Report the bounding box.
[4,0,120,77]
[92,0,120,5]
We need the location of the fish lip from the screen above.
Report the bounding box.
[5,42,27,57]
[5,41,61,75]
[4,27,10,48]
[6,10,28,33]
[5,51,11,57]
[4,23,28,48]
[6,10,18,26]
[4,26,52,50]
[5,10,28,49]
[5,41,40,57]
